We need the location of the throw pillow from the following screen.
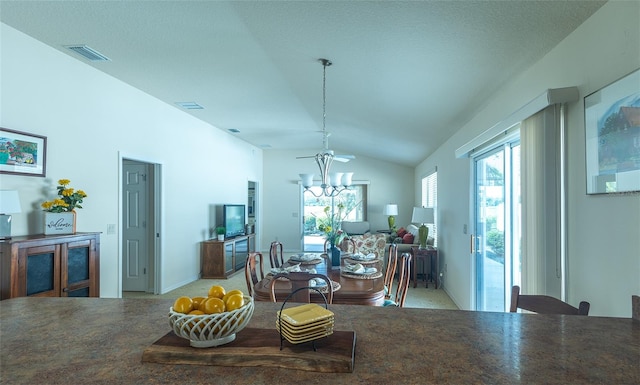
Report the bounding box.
[406,224,419,240]
[397,227,407,238]
[402,233,414,244]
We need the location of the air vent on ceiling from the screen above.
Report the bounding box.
[176,102,204,110]
[64,45,111,62]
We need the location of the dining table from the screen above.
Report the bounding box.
[1,297,638,384]
[252,253,386,306]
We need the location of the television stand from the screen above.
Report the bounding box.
[201,233,255,278]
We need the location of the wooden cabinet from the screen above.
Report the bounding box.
[1,233,100,299]
[201,234,255,279]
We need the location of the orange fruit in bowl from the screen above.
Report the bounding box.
[222,289,244,303]
[187,309,205,331]
[225,293,245,312]
[201,297,225,314]
[208,285,226,299]
[173,296,194,314]
[192,296,207,310]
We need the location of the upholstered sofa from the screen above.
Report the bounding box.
[389,224,434,254]
[340,221,388,258]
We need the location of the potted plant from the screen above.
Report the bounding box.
[215,226,225,241]
[41,179,88,235]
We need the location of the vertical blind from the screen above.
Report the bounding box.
[421,170,438,246]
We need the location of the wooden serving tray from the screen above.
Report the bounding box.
[142,328,356,373]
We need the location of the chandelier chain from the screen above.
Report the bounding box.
[322,61,326,134]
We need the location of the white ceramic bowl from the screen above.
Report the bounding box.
[168,295,254,348]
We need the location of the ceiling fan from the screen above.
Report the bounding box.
[297,58,356,164]
[297,130,355,163]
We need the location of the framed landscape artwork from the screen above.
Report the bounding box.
[584,69,640,194]
[0,128,47,177]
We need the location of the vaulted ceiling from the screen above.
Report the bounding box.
[0,1,606,166]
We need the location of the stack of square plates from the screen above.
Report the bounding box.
[276,303,334,344]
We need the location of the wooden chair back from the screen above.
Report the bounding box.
[394,252,412,308]
[269,271,333,304]
[509,285,590,315]
[384,252,411,307]
[323,237,357,254]
[269,241,284,268]
[244,252,265,297]
[383,244,398,300]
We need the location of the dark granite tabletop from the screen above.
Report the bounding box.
[0,297,638,384]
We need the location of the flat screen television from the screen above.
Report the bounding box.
[223,204,246,238]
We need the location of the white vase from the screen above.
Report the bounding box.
[44,212,76,235]
[217,234,224,241]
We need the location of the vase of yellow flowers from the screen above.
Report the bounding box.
[318,204,349,268]
[42,179,87,235]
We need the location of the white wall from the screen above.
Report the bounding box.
[0,24,263,297]
[416,1,640,317]
[262,149,414,252]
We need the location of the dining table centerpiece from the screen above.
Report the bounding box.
[318,203,349,268]
[41,179,87,235]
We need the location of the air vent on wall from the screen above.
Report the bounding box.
[64,45,111,62]
[175,102,204,110]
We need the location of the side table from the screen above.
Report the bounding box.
[410,246,438,289]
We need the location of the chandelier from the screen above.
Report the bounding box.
[298,58,354,198]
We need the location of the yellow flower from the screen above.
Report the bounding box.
[41,179,87,213]
[54,198,69,207]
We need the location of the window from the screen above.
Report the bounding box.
[421,171,437,246]
[302,184,368,251]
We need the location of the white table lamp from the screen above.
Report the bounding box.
[411,207,434,249]
[0,190,22,239]
[384,204,398,231]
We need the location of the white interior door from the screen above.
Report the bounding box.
[122,160,149,291]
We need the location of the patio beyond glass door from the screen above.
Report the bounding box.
[474,143,521,312]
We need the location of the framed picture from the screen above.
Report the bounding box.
[0,128,47,177]
[584,69,640,194]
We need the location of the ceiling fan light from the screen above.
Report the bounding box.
[330,172,343,187]
[341,172,353,187]
[300,173,314,188]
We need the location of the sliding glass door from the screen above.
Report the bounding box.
[474,143,521,312]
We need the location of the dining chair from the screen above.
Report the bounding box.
[269,241,284,268]
[269,271,334,304]
[244,252,265,297]
[323,237,357,254]
[383,244,398,300]
[383,252,411,308]
[509,285,590,315]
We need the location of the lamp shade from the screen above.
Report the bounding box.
[411,207,434,224]
[299,173,314,188]
[383,204,398,216]
[0,190,21,214]
[341,172,353,186]
[330,172,343,187]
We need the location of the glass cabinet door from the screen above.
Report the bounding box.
[64,242,91,297]
[224,242,234,274]
[25,245,60,297]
